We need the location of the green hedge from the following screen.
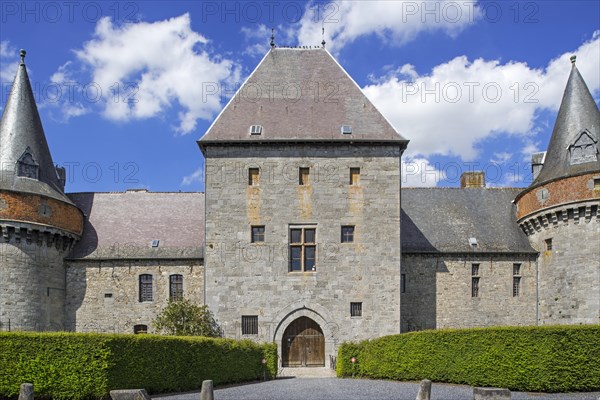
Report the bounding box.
[0,332,277,399]
[337,325,600,392]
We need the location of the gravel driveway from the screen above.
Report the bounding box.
[154,378,600,400]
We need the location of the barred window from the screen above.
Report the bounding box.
[241,315,258,335]
[350,302,362,317]
[169,274,183,301]
[513,263,522,297]
[251,226,265,243]
[341,225,354,243]
[139,274,153,302]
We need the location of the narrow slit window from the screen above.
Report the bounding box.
[242,315,258,335]
[249,168,260,186]
[350,168,360,185]
[299,167,310,185]
[471,264,480,298]
[513,263,522,297]
[401,274,406,293]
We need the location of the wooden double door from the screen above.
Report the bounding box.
[282,317,325,367]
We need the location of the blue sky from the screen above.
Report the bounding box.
[1,0,599,192]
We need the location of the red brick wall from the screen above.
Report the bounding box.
[516,173,600,220]
[0,190,84,235]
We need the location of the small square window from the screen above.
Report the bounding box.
[299,167,310,185]
[350,302,362,317]
[104,293,113,298]
[350,168,360,185]
[545,238,553,251]
[251,226,265,243]
[249,168,260,186]
[242,315,258,335]
[341,125,352,135]
[151,239,159,248]
[341,225,354,243]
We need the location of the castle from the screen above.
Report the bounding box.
[1,47,598,368]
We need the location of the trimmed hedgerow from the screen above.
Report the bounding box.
[0,332,277,399]
[337,325,600,393]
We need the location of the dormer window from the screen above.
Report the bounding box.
[250,125,263,135]
[568,130,598,165]
[341,125,352,135]
[17,147,39,179]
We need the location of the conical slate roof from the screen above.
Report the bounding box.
[0,51,72,203]
[200,48,407,144]
[532,58,600,186]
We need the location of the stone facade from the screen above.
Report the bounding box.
[203,143,402,365]
[65,259,204,334]
[0,227,75,331]
[401,254,538,332]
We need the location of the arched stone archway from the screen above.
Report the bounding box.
[273,305,338,368]
[282,316,325,367]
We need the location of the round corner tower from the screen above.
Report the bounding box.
[0,50,84,331]
[515,56,600,325]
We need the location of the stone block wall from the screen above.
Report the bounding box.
[0,234,69,331]
[203,143,402,363]
[65,259,204,334]
[401,254,538,331]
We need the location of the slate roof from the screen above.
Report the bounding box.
[200,48,407,144]
[402,188,536,254]
[531,61,600,187]
[67,191,204,260]
[0,52,73,204]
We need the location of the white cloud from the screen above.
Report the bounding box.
[362,32,600,161]
[402,157,446,187]
[48,61,90,121]
[181,167,204,186]
[68,13,239,134]
[296,0,479,53]
[1,41,19,84]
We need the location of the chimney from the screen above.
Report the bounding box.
[460,171,485,188]
[531,151,546,180]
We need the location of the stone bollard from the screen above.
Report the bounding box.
[415,379,431,400]
[109,389,151,400]
[473,387,511,400]
[200,380,214,400]
[18,383,34,400]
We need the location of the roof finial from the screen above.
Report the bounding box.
[270,28,275,48]
[570,55,576,65]
[20,49,26,64]
[321,25,326,48]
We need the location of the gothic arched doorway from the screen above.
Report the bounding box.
[282,316,325,367]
